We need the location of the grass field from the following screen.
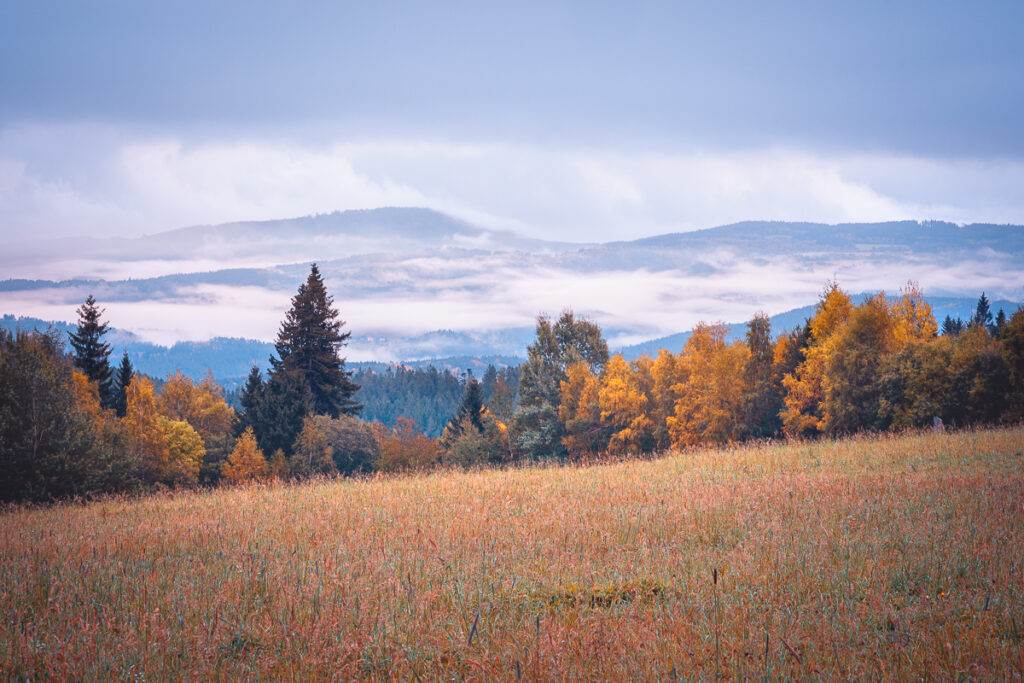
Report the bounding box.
[2,427,1023,680]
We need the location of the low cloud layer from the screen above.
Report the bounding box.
[2,249,1019,353]
[3,125,1024,248]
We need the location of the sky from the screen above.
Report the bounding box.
[2,1,1024,246]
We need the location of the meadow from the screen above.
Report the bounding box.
[2,427,1022,680]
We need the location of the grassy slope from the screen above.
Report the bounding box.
[2,427,1023,680]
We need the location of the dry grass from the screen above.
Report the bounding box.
[2,427,1023,680]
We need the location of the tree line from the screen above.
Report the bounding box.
[353,363,519,439]
[509,283,1023,460]
[2,269,1022,503]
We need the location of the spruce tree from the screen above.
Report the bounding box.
[113,351,134,418]
[69,295,114,408]
[993,309,1008,338]
[459,376,486,433]
[236,366,265,437]
[971,292,993,332]
[271,264,360,417]
[942,315,964,337]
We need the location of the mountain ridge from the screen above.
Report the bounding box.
[2,208,1021,366]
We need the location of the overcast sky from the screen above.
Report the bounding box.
[2,1,1023,243]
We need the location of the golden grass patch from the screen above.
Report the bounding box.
[2,426,1023,679]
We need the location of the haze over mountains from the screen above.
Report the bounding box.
[1,207,1022,381]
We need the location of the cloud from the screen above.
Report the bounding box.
[4,125,1024,248]
[1,244,1020,354]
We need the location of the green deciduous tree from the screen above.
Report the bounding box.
[822,294,895,434]
[741,312,783,439]
[512,311,608,460]
[292,414,380,477]
[1000,307,1024,420]
[0,330,130,502]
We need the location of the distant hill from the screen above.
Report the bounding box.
[0,315,275,387]
[0,207,586,280]
[3,210,1021,376]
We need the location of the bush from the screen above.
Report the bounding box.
[291,415,380,477]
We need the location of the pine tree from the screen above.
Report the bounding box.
[113,351,133,418]
[481,365,499,400]
[259,370,313,456]
[271,264,360,417]
[68,295,114,408]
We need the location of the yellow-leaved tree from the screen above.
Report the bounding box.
[598,354,655,454]
[157,371,234,482]
[122,376,172,485]
[668,323,750,447]
[781,282,853,437]
[648,349,684,450]
[123,376,206,487]
[890,281,938,348]
[157,416,204,486]
[558,361,605,458]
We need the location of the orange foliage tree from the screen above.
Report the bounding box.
[221,427,270,484]
[375,417,439,472]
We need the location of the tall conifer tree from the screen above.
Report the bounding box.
[441,376,486,448]
[69,295,114,408]
[236,366,265,436]
[270,264,360,417]
[113,351,134,418]
[971,292,993,332]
